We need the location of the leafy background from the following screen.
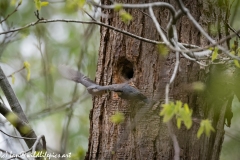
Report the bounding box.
[0,0,239,159]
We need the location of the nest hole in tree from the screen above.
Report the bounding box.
[117,58,134,81]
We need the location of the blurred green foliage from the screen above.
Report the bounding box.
[0,0,99,159]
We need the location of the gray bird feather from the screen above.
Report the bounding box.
[58,65,149,103]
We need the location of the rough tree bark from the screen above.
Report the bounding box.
[86,0,230,159]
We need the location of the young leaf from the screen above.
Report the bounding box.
[110,112,125,124]
[119,10,133,24]
[34,0,41,10]
[157,44,169,57]
[160,102,176,122]
[78,0,85,8]
[176,103,192,129]
[23,61,31,81]
[11,74,15,84]
[234,59,240,68]
[211,48,218,61]
[197,125,204,138]
[11,0,17,6]
[177,118,182,129]
[40,1,49,7]
[197,119,215,138]
[34,0,49,10]
[114,3,123,11]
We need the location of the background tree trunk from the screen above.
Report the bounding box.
[86,0,229,159]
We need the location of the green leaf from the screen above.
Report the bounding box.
[177,118,181,129]
[110,112,125,124]
[119,10,133,23]
[24,61,31,81]
[160,102,177,122]
[211,48,218,61]
[34,0,41,10]
[78,0,85,8]
[114,3,123,11]
[234,59,240,68]
[34,0,48,10]
[40,1,49,7]
[177,103,192,129]
[11,74,15,84]
[197,119,215,138]
[157,44,169,57]
[197,125,204,138]
[11,0,17,6]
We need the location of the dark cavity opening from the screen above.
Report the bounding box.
[117,58,134,80]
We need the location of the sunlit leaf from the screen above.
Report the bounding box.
[157,44,169,57]
[78,0,85,8]
[197,124,204,138]
[11,74,15,84]
[234,60,240,68]
[160,101,182,122]
[40,1,49,7]
[177,118,181,129]
[11,0,17,6]
[34,0,41,10]
[23,61,31,81]
[34,0,48,10]
[160,103,176,122]
[211,48,218,61]
[177,103,192,129]
[114,3,123,11]
[119,10,133,23]
[197,119,215,138]
[110,112,125,124]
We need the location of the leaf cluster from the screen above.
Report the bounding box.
[160,101,215,138]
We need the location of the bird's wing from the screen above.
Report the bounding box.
[97,83,126,92]
[58,65,96,88]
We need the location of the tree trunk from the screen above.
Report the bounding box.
[86,0,229,159]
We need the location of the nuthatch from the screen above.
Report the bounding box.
[58,65,149,103]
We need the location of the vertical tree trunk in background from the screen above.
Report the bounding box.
[86,0,229,159]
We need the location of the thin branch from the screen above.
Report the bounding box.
[89,1,177,16]
[164,25,181,160]
[0,0,22,24]
[0,129,36,140]
[32,135,47,154]
[176,0,240,60]
[225,22,240,38]
[28,95,87,120]
[148,6,172,48]
[7,67,25,78]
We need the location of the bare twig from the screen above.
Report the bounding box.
[176,0,240,60]
[225,22,240,38]
[32,135,47,154]
[0,129,36,140]
[0,0,22,24]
